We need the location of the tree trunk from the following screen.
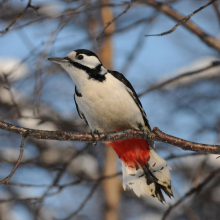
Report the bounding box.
[99,1,121,220]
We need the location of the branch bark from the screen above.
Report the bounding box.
[1,120,220,154]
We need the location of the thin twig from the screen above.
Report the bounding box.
[138,61,220,97]
[7,182,51,188]
[161,168,220,220]
[0,0,32,34]
[61,181,101,220]
[2,73,22,117]
[0,131,28,185]
[96,0,134,41]
[145,0,216,37]
[121,22,150,73]
[192,157,207,188]
[165,153,204,161]
[144,0,220,52]
[60,173,121,220]
[7,172,121,189]
[0,173,121,206]
[213,1,220,26]
[34,144,90,218]
[0,197,43,203]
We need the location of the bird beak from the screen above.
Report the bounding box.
[48,57,68,65]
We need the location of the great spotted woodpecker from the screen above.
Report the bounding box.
[48,49,173,202]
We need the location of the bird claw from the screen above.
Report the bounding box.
[141,126,152,140]
[90,129,100,146]
[94,129,101,138]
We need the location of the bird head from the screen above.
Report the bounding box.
[48,49,108,83]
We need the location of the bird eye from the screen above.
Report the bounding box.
[77,55,83,60]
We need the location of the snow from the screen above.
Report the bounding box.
[0,58,28,82]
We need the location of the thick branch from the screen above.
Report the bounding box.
[144,0,220,53]
[0,120,145,142]
[0,120,220,154]
[152,127,220,154]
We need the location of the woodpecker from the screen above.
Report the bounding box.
[48,49,173,202]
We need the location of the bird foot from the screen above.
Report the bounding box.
[90,129,100,146]
[141,126,152,139]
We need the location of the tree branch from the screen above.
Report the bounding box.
[0,0,33,34]
[61,181,101,220]
[144,0,220,53]
[213,1,220,26]
[3,73,22,118]
[96,0,134,41]
[145,0,216,37]
[138,61,220,97]
[0,131,28,185]
[34,144,90,218]
[0,120,220,154]
[162,168,220,220]
[152,127,220,154]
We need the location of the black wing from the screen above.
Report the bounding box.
[108,70,151,130]
[74,93,88,126]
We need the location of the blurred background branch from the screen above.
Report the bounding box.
[145,0,220,52]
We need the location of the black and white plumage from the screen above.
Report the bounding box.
[48,49,173,202]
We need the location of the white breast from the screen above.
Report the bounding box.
[75,73,144,132]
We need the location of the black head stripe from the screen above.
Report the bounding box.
[64,57,106,82]
[75,49,102,63]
